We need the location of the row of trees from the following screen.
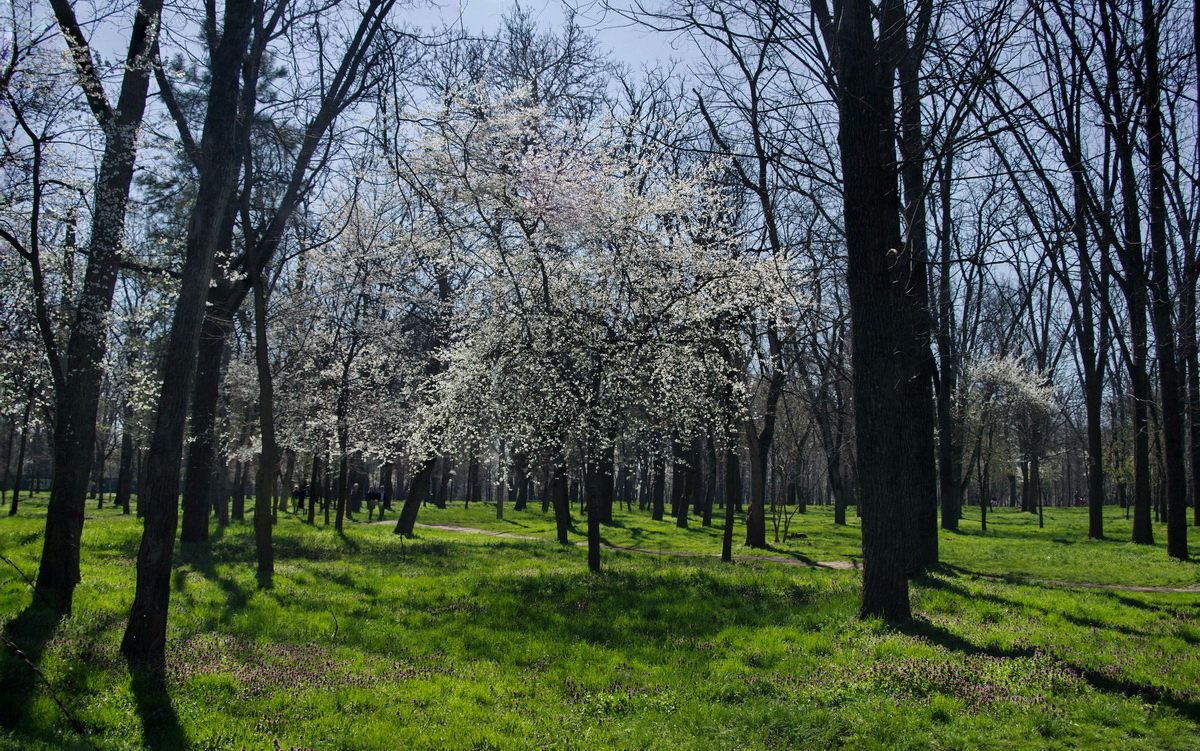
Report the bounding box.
[0,0,1196,659]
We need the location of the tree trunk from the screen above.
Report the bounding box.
[585,462,603,572]
[8,402,31,516]
[252,271,276,580]
[743,425,766,546]
[935,158,960,532]
[826,0,914,622]
[650,454,665,521]
[231,461,245,521]
[180,310,231,542]
[672,439,690,530]
[551,468,571,544]
[884,0,939,572]
[1141,0,1188,559]
[122,0,254,666]
[306,452,321,525]
[722,450,740,563]
[36,0,164,615]
[394,459,435,536]
[114,413,135,516]
[334,447,348,532]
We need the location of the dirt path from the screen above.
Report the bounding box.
[375,520,1200,593]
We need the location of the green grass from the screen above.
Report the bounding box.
[409,499,1200,587]
[1,493,1199,750]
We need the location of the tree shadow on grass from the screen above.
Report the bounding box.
[902,616,1200,724]
[918,570,1153,638]
[128,662,188,750]
[762,544,828,567]
[179,545,251,624]
[0,602,67,732]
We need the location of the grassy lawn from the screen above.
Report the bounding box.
[1,494,1198,749]
[408,498,1200,587]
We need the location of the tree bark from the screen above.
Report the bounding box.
[650,453,665,521]
[180,307,232,542]
[883,0,939,572]
[826,0,915,622]
[36,0,164,614]
[551,468,571,544]
[122,0,254,666]
[114,408,135,516]
[1141,0,1187,559]
[7,402,31,516]
[722,450,740,563]
[585,461,603,572]
[252,271,276,579]
[394,459,435,536]
[672,439,690,530]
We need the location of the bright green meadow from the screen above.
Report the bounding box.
[2,494,1199,750]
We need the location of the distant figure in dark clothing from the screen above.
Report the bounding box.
[367,486,383,521]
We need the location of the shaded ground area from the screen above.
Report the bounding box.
[398,520,1200,592]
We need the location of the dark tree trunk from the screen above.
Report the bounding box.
[701,438,716,527]
[231,461,245,521]
[722,450,740,563]
[594,449,613,524]
[551,468,571,544]
[213,461,229,527]
[831,461,848,526]
[743,422,768,547]
[512,454,528,512]
[824,0,915,622]
[650,454,665,521]
[334,448,348,532]
[8,402,31,516]
[935,158,960,532]
[1141,0,1188,560]
[122,0,254,666]
[306,452,321,525]
[883,0,939,572]
[36,0,164,615]
[585,462,603,572]
[394,459,435,537]
[672,439,690,530]
[114,414,135,515]
[251,271,276,580]
[381,461,394,511]
[180,299,233,543]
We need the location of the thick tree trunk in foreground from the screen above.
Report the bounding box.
[885,0,938,572]
[1141,0,1187,560]
[35,0,164,614]
[828,0,915,622]
[122,0,254,666]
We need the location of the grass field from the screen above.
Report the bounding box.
[2,494,1199,749]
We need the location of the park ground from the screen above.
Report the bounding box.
[1,495,1199,749]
